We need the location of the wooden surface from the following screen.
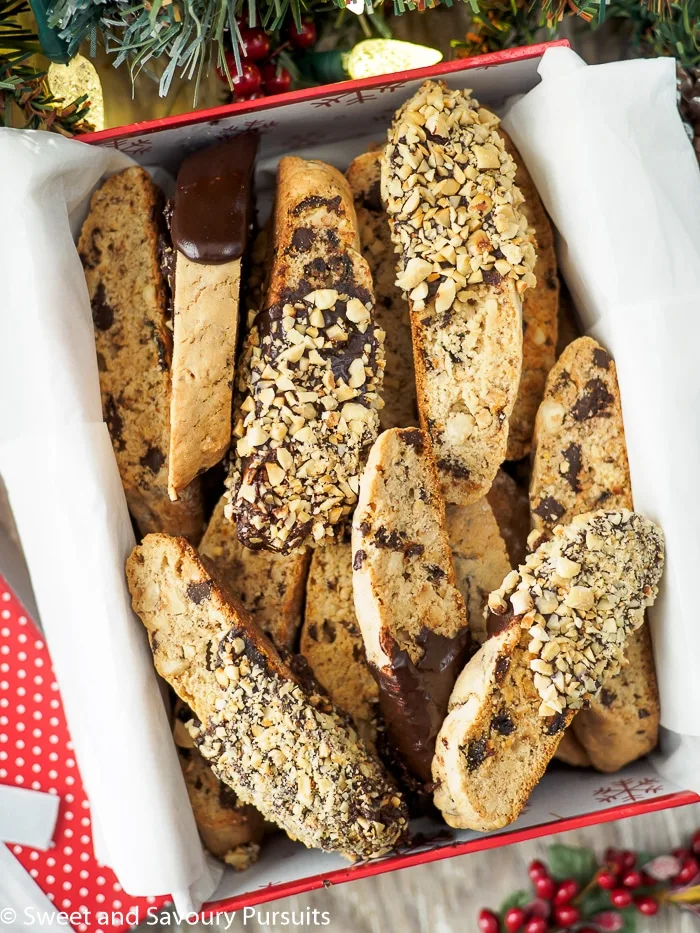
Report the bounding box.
[168,803,700,932]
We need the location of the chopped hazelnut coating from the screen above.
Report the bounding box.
[225,157,384,554]
[127,534,407,861]
[382,81,536,505]
[486,509,664,717]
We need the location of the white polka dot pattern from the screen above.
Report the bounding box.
[0,577,169,929]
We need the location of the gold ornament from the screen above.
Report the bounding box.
[47,54,105,132]
[345,39,442,80]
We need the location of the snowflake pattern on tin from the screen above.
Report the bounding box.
[593,777,664,805]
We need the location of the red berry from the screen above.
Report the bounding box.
[676,856,700,884]
[604,846,621,864]
[524,920,547,933]
[260,62,292,95]
[596,869,618,890]
[553,879,579,904]
[533,875,556,899]
[619,849,637,870]
[635,895,659,916]
[287,19,316,49]
[231,61,262,98]
[554,904,580,927]
[621,869,642,888]
[503,907,526,932]
[579,929,598,933]
[692,830,700,855]
[610,887,633,908]
[239,27,270,61]
[672,846,690,861]
[528,860,548,882]
[477,909,500,933]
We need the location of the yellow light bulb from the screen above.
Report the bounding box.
[47,54,105,132]
[345,39,443,81]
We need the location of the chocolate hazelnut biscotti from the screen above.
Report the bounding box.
[346,150,418,431]
[226,156,385,554]
[352,428,470,784]
[127,534,407,859]
[530,337,660,771]
[382,81,536,505]
[432,509,664,831]
[79,167,204,540]
[300,541,380,750]
[167,136,258,500]
[199,496,309,651]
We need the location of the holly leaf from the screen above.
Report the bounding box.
[618,907,638,932]
[498,890,529,918]
[578,885,613,918]
[636,850,652,868]
[548,844,598,885]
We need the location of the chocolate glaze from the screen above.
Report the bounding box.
[171,134,259,264]
[374,626,471,785]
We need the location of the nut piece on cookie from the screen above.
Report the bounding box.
[382,81,536,505]
[352,427,470,784]
[433,509,664,831]
[78,167,204,540]
[530,336,660,771]
[127,534,407,860]
[200,496,309,651]
[346,150,418,431]
[225,157,385,554]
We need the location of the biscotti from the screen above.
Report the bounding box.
[167,138,258,499]
[432,509,664,830]
[79,167,204,540]
[499,131,559,461]
[199,497,309,651]
[486,469,531,570]
[173,701,265,870]
[127,534,407,859]
[555,730,592,768]
[226,156,384,553]
[300,541,380,749]
[446,499,511,644]
[346,150,418,431]
[530,337,660,771]
[352,428,470,783]
[382,81,536,505]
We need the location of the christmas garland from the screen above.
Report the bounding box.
[478,832,700,932]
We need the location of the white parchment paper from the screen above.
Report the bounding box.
[503,50,700,757]
[0,129,222,909]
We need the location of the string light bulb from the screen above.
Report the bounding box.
[47,54,105,132]
[344,39,443,80]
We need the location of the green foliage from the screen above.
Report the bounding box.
[548,843,599,886]
[498,889,529,919]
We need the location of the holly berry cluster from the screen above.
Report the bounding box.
[477,832,700,931]
[217,18,316,100]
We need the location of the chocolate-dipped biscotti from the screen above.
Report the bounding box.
[79,167,204,540]
[226,156,385,554]
[352,428,470,785]
[530,336,660,771]
[382,81,536,505]
[127,534,407,859]
[432,510,664,831]
[167,136,258,500]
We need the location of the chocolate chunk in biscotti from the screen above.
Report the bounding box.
[199,497,309,652]
[530,336,660,772]
[382,81,536,505]
[352,428,470,785]
[498,131,559,461]
[78,167,204,541]
[300,541,380,750]
[225,156,385,554]
[126,534,407,860]
[346,150,418,431]
[433,509,664,831]
[172,699,265,870]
